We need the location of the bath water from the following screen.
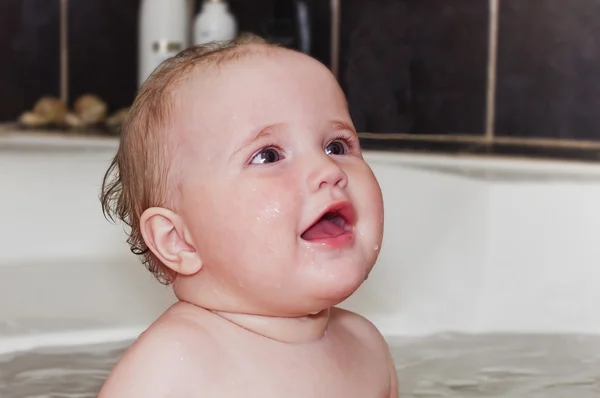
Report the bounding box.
[0,333,599,397]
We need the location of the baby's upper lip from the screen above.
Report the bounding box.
[301,200,356,236]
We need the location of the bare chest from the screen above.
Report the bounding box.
[187,336,391,398]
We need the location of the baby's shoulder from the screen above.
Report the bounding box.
[330,307,382,334]
[98,304,218,397]
[131,302,219,354]
[330,307,398,396]
[330,307,388,347]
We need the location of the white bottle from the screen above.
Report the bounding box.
[193,0,237,46]
[138,0,190,87]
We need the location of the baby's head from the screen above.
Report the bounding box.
[101,34,384,316]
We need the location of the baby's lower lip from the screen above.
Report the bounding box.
[302,230,354,248]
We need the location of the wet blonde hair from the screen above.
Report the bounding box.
[101,33,273,284]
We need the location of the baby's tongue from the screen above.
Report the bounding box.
[301,218,345,240]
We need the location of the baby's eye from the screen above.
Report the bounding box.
[250,148,282,164]
[325,140,348,156]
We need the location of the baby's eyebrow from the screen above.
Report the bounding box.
[232,124,278,157]
[330,120,358,136]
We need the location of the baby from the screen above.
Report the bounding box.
[99,33,397,397]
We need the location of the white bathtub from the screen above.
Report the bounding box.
[2,131,600,354]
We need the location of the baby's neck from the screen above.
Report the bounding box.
[212,308,331,343]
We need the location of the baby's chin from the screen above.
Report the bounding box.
[299,259,374,308]
[238,262,371,317]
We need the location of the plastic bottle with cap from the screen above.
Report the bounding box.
[138,0,190,87]
[193,0,238,46]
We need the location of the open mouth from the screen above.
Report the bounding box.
[301,202,355,242]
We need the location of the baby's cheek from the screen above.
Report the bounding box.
[354,170,384,244]
[233,172,301,249]
[354,167,383,211]
[233,193,298,282]
[243,189,296,235]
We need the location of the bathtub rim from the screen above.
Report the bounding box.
[4,130,600,182]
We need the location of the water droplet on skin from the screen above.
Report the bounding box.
[262,204,281,223]
[255,203,281,225]
[374,244,379,251]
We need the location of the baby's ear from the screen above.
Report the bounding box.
[139,207,202,276]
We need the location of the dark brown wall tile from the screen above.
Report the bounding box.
[0,0,60,121]
[68,0,139,112]
[495,0,600,141]
[221,0,331,66]
[340,0,489,135]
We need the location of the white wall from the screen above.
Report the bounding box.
[478,181,600,333]
[2,133,600,339]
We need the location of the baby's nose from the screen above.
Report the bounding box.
[307,156,349,192]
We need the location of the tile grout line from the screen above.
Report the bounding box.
[59,0,69,105]
[485,0,500,142]
[330,0,341,79]
[188,0,196,46]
